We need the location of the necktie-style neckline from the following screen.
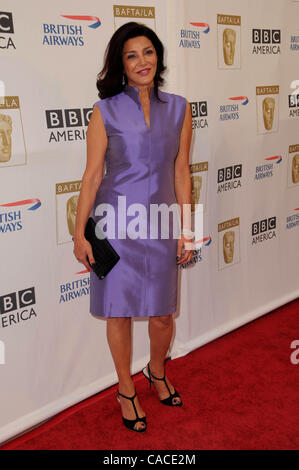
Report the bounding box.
[123,84,156,131]
[123,83,158,106]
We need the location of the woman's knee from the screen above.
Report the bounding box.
[107,317,131,328]
[150,314,173,328]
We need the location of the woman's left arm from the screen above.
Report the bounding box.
[174,99,193,265]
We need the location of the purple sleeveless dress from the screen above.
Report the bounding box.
[89,83,187,318]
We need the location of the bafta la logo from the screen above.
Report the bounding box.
[191,175,202,210]
[56,181,81,244]
[0,113,12,162]
[217,14,241,69]
[262,97,275,130]
[190,162,208,213]
[218,217,240,269]
[0,96,26,167]
[223,230,235,263]
[113,5,156,31]
[223,28,236,65]
[292,154,299,183]
[256,86,279,134]
[66,194,79,237]
[287,145,299,187]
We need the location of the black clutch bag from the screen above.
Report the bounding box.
[84,217,120,280]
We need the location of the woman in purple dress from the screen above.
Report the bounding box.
[73,22,193,433]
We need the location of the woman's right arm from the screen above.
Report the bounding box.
[73,104,108,271]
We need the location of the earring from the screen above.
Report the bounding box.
[122,74,126,85]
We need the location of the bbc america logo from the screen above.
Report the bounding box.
[45,108,92,128]
[45,107,93,142]
[0,11,16,50]
[0,12,14,33]
[251,216,277,245]
[0,287,37,328]
[217,164,242,193]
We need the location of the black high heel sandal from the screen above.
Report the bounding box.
[116,389,147,432]
[142,362,183,407]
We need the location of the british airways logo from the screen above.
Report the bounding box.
[0,198,41,233]
[61,15,101,29]
[43,14,101,47]
[286,207,299,230]
[179,235,212,269]
[179,21,210,49]
[229,96,249,106]
[190,22,210,34]
[219,96,249,121]
[255,155,282,181]
[265,155,282,164]
[0,198,41,211]
[59,277,90,304]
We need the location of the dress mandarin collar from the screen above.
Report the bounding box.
[123,83,158,106]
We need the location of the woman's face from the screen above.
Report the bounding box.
[122,35,157,89]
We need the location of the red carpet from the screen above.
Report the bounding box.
[1,298,298,450]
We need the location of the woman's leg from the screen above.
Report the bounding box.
[148,314,181,405]
[106,317,146,430]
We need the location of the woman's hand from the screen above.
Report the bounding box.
[73,236,95,272]
[176,234,194,265]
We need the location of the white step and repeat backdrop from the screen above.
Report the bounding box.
[0,0,298,444]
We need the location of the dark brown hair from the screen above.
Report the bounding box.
[96,21,167,102]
